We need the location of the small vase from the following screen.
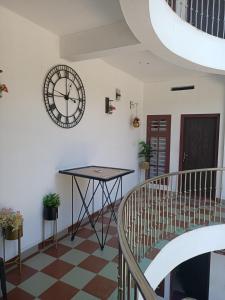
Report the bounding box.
[4,225,23,240]
[43,206,58,220]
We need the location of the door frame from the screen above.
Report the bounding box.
[179,114,220,171]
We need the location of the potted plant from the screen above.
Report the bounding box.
[43,193,60,220]
[138,141,153,170]
[0,208,23,240]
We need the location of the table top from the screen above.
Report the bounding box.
[59,165,134,181]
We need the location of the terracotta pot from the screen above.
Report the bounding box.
[43,206,58,220]
[4,225,23,240]
[140,161,150,170]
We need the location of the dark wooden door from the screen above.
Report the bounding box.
[179,114,219,195]
[180,114,219,172]
[170,253,211,300]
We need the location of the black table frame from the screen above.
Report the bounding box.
[59,166,134,249]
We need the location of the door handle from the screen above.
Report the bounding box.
[183,152,188,163]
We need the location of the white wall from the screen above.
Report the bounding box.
[0,6,143,259]
[209,252,225,300]
[143,76,225,173]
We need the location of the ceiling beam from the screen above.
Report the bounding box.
[60,20,142,61]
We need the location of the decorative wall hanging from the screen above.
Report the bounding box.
[105,97,116,114]
[43,65,86,128]
[130,101,140,128]
[0,70,8,98]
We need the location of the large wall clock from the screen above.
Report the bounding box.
[43,65,86,128]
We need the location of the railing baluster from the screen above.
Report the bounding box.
[200,0,204,30]
[193,171,197,225]
[190,0,194,24]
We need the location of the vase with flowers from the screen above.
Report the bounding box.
[0,208,23,240]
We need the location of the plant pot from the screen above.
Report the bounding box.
[140,161,150,170]
[43,206,58,220]
[4,225,23,240]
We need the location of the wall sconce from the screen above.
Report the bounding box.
[115,88,121,101]
[105,97,116,114]
[130,101,140,128]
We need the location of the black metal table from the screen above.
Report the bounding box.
[59,165,134,249]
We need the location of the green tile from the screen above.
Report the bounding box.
[19,272,56,297]
[72,290,99,300]
[139,257,152,272]
[6,281,15,292]
[61,267,95,289]
[108,288,118,300]
[60,249,89,265]
[93,245,118,261]
[24,253,55,271]
[99,262,118,281]
[59,235,84,248]
[154,240,169,250]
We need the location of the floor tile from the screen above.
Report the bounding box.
[93,245,118,261]
[24,253,56,271]
[40,281,78,300]
[78,255,108,273]
[102,225,118,236]
[75,240,99,254]
[44,244,71,258]
[71,290,99,300]
[5,287,34,300]
[41,259,74,279]
[84,275,117,299]
[0,282,15,298]
[99,262,118,281]
[59,236,84,248]
[6,265,37,285]
[19,272,56,297]
[154,240,169,250]
[88,233,112,243]
[106,236,118,249]
[61,267,95,289]
[75,227,93,239]
[60,249,89,265]
[108,288,118,300]
[139,257,152,272]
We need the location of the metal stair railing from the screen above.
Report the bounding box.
[118,168,225,300]
[165,0,225,39]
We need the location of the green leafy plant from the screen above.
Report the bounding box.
[43,193,60,208]
[138,141,153,162]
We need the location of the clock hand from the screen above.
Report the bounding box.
[68,97,79,103]
[67,84,72,97]
[53,94,64,98]
[54,90,65,97]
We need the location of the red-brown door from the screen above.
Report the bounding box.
[179,114,220,195]
[179,114,219,171]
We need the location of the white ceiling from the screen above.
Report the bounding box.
[103,51,204,82]
[0,0,205,82]
[0,0,124,36]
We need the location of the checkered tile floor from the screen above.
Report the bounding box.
[2,212,119,300]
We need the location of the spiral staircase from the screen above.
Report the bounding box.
[117,2,225,299]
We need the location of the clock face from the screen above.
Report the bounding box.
[43,65,86,128]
